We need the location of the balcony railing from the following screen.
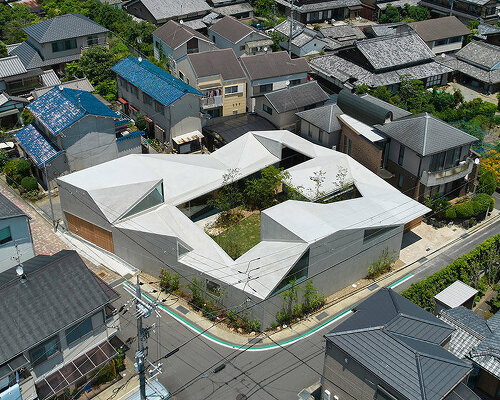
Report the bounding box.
[201,95,223,109]
[420,158,474,187]
[81,39,108,51]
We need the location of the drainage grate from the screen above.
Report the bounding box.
[316,311,328,321]
[97,270,109,279]
[368,283,379,291]
[176,305,189,314]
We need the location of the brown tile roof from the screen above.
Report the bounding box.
[408,16,471,42]
[188,48,246,80]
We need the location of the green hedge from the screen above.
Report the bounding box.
[402,233,500,312]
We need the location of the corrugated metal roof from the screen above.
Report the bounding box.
[0,250,118,365]
[14,124,61,166]
[27,87,118,135]
[23,13,108,43]
[325,289,470,400]
[0,55,27,79]
[434,280,478,309]
[40,69,61,87]
[111,56,202,106]
[0,192,27,220]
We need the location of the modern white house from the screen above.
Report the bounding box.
[57,130,429,328]
[0,192,35,273]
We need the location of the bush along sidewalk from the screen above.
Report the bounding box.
[275,279,326,327]
[402,233,500,312]
[158,270,262,333]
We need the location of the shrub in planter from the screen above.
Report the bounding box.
[455,201,474,219]
[490,197,495,211]
[21,176,38,192]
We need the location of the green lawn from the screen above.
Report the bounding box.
[213,213,261,260]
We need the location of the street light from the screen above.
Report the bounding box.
[43,160,56,231]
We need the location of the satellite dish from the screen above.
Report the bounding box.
[180,19,184,24]
[58,85,63,91]
[474,158,480,165]
[263,46,268,52]
[285,80,290,86]
[16,266,24,276]
[138,56,143,62]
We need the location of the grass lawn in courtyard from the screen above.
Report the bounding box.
[213,213,261,259]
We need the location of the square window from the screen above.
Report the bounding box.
[398,174,404,188]
[398,145,405,166]
[0,226,12,245]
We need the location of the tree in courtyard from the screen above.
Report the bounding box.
[309,169,326,200]
[209,168,243,222]
[0,42,7,58]
[398,75,429,112]
[244,165,289,209]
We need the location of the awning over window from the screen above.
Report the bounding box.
[35,341,117,400]
[173,130,204,145]
[117,98,127,104]
[129,105,138,112]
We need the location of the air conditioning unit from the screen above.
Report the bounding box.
[324,390,331,400]
[332,145,337,151]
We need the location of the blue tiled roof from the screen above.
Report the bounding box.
[111,56,202,107]
[14,124,61,167]
[27,87,118,136]
[116,130,144,142]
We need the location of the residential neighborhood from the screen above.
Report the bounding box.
[0,0,499,400]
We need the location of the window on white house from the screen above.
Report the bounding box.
[121,183,164,219]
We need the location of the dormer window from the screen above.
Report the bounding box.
[121,182,164,220]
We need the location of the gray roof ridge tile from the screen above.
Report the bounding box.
[326,325,385,337]
[415,354,428,400]
[395,312,453,330]
[440,313,489,340]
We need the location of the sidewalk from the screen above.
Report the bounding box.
[0,180,69,255]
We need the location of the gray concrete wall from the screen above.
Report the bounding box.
[0,215,35,272]
[299,120,340,149]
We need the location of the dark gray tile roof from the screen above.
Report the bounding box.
[274,0,361,12]
[475,23,500,40]
[356,32,435,71]
[374,113,478,156]
[368,22,408,37]
[209,15,260,43]
[264,81,329,113]
[296,103,343,133]
[275,18,306,39]
[456,40,500,70]
[408,16,470,43]
[188,48,245,80]
[240,51,310,81]
[0,192,27,220]
[23,13,108,44]
[439,307,500,380]
[153,20,210,50]
[126,0,211,21]
[215,2,254,16]
[310,53,452,88]
[0,55,27,79]
[325,289,470,400]
[0,250,118,365]
[437,54,500,85]
[360,93,412,120]
[319,24,365,41]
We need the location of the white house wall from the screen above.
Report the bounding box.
[0,215,34,273]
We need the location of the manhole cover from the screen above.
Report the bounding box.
[176,305,189,314]
[236,394,247,400]
[316,311,328,321]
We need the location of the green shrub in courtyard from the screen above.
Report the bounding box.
[21,176,38,192]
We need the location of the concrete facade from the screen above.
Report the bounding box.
[299,120,339,149]
[57,130,428,329]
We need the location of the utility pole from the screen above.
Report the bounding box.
[288,0,294,56]
[136,276,147,400]
[43,162,56,231]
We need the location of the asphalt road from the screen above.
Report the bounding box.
[112,215,500,400]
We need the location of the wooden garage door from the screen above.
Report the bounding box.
[65,212,114,253]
